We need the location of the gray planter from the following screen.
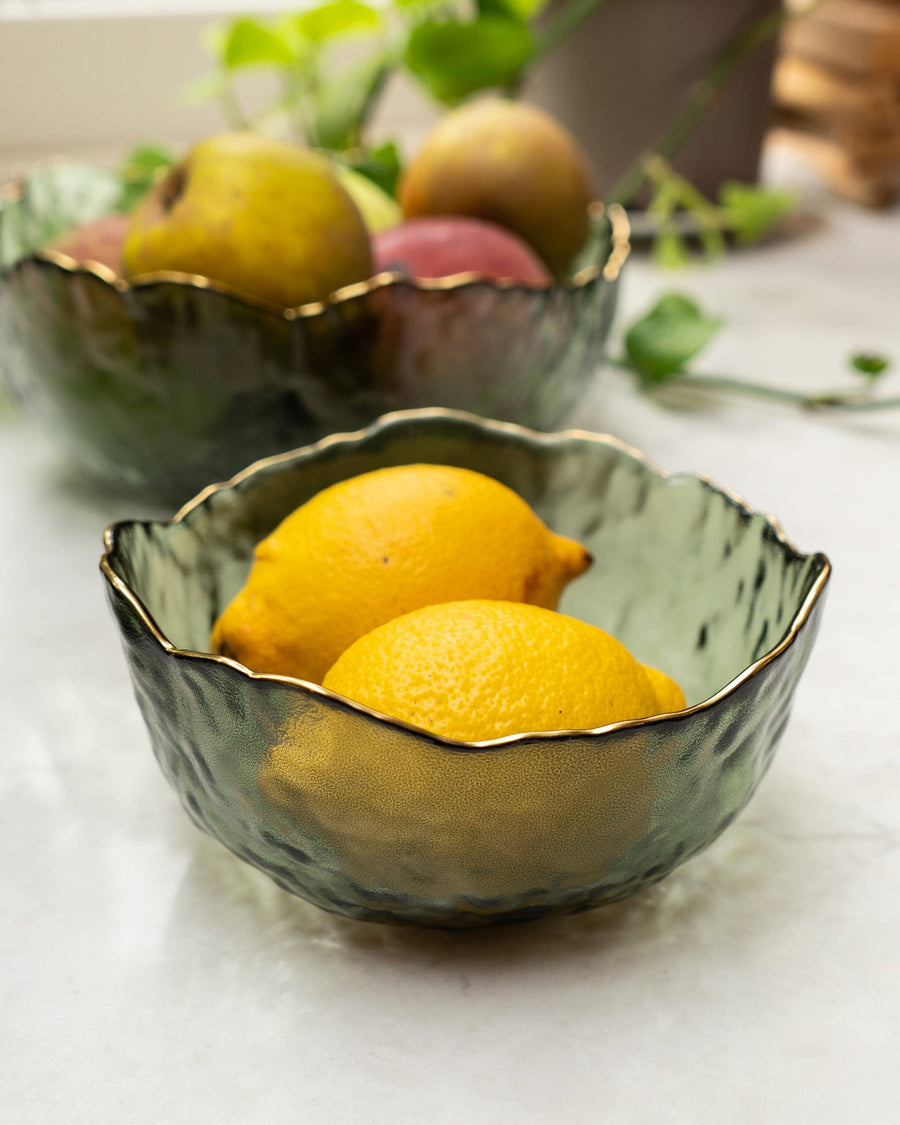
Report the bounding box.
[522,0,780,201]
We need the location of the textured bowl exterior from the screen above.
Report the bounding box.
[0,166,625,504]
[101,410,830,928]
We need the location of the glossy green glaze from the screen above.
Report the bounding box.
[0,163,626,505]
[100,411,830,928]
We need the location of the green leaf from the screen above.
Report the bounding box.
[120,143,175,175]
[180,69,229,106]
[270,12,311,56]
[342,140,403,198]
[200,20,229,61]
[222,18,295,70]
[850,352,891,378]
[313,49,391,150]
[117,143,175,212]
[404,17,534,104]
[294,0,382,43]
[653,228,692,271]
[476,0,548,21]
[717,181,800,245]
[624,293,724,385]
[0,164,123,270]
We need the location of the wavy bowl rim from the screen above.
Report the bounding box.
[100,407,831,752]
[1,167,630,317]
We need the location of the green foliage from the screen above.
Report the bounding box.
[117,143,176,213]
[221,18,296,69]
[0,152,183,273]
[0,164,123,270]
[180,71,230,108]
[643,156,800,269]
[652,227,694,271]
[850,352,891,378]
[186,0,558,157]
[313,50,392,150]
[478,0,549,19]
[718,181,800,246]
[291,0,383,42]
[342,141,404,198]
[617,294,898,413]
[404,17,534,103]
[193,4,388,148]
[624,293,723,385]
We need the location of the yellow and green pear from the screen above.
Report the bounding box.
[123,132,373,308]
[331,163,402,235]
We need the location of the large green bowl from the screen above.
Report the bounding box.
[100,409,831,929]
[0,163,628,505]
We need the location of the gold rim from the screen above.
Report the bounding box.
[3,166,630,317]
[99,407,831,751]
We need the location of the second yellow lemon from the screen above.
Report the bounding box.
[211,464,591,684]
[323,599,686,741]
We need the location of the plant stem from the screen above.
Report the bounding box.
[608,357,900,411]
[643,153,728,259]
[283,64,318,147]
[218,75,248,130]
[677,372,900,411]
[531,0,623,66]
[607,1,826,207]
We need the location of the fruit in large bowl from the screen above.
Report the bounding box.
[123,132,373,308]
[373,216,552,285]
[0,105,626,502]
[331,163,403,235]
[399,98,595,276]
[47,213,131,274]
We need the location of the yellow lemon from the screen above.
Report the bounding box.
[322,599,684,742]
[211,465,591,684]
[642,665,687,714]
[259,705,658,902]
[260,598,683,900]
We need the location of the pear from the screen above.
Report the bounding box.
[399,99,595,276]
[331,164,402,235]
[123,133,373,308]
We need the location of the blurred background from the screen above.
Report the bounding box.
[3,0,900,209]
[0,1,442,182]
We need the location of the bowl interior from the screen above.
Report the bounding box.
[112,411,825,709]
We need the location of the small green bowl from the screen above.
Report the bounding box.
[100,409,830,928]
[0,162,627,505]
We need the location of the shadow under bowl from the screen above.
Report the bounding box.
[100,408,830,928]
[0,162,628,506]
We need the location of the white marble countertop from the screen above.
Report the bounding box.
[2,199,899,1123]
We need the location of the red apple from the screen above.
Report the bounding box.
[398,100,594,276]
[47,213,131,274]
[373,216,553,286]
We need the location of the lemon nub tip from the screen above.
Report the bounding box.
[554,534,593,581]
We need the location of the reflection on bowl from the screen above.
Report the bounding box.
[100,409,830,928]
[0,163,628,504]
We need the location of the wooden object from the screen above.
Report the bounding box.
[783,0,900,76]
[772,1,900,206]
[769,126,899,205]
